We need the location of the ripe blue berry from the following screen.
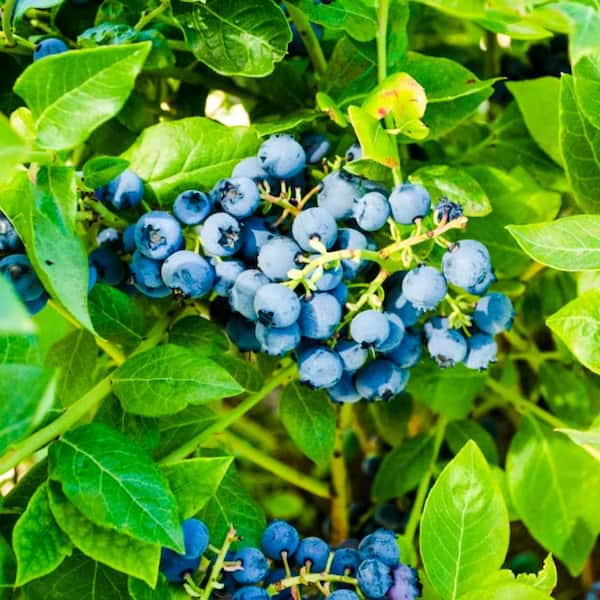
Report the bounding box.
[213,259,245,297]
[89,248,125,286]
[299,346,343,389]
[345,142,363,162]
[388,564,422,600]
[0,254,44,302]
[294,536,330,572]
[96,227,121,250]
[257,236,302,281]
[327,373,362,404]
[423,316,450,339]
[376,313,406,353]
[389,183,431,224]
[130,250,163,289]
[336,228,368,280]
[318,171,362,220]
[240,216,276,261]
[233,157,271,184]
[465,333,497,370]
[33,38,68,61]
[310,258,343,292]
[434,198,463,222]
[232,547,269,585]
[230,269,269,321]
[301,133,331,164]
[135,211,184,260]
[355,360,409,402]
[233,587,270,600]
[442,240,492,291]
[226,314,261,352]
[357,558,393,599]
[161,251,214,299]
[385,332,422,369]
[353,192,391,232]
[299,293,342,339]
[350,310,390,348]
[122,225,136,254]
[401,266,447,312]
[159,519,209,583]
[427,328,468,367]
[261,521,300,560]
[217,177,261,218]
[467,269,495,295]
[330,282,349,306]
[292,207,338,252]
[335,339,368,373]
[258,134,306,179]
[256,322,301,356]
[473,292,515,334]
[25,292,49,315]
[254,283,301,328]
[359,530,400,567]
[384,286,419,327]
[201,212,242,257]
[0,213,20,252]
[329,591,360,600]
[330,547,363,575]
[96,170,144,210]
[173,190,212,226]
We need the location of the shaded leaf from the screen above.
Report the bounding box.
[446,419,499,465]
[82,156,129,190]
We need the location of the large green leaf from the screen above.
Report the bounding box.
[0,334,40,365]
[506,215,600,271]
[279,382,336,467]
[171,0,290,77]
[0,534,15,600]
[48,423,184,552]
[82,156,129,190]
[13,0,65,20]
[47,482,160,587]
[112,345,243,417]
[0,113,27,184]
[127,117,261,204]
[14,43,151,150]
[420,441,509,599]
[556,426,600,463]
[446,419,499,465]
[169,316,229,358]
[0,277,36,336]
[506,416,600,575]
[13,483,72,586]
[573,54,600,130]
[559,74,600,213]
[507,78,562,165]
[546,289,600,375]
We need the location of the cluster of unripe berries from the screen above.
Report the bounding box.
[160,518,420,600]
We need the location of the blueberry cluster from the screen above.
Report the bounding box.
[0,212,48,314]
[160,519,420,600]
[86,132,514,401]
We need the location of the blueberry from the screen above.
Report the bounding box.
[585,581,600,600]
[96,227,121,250]
[130,250,163,289]
[159,519,209,583]
[423,316,450,339]
[88,262,97,292]
[384,286,419,327]
[0,213,20,252]
[135,211,184,260]
[233,587,270,600]
[373,503,407,531]
[318,171,362,220]
[232,547,269,585]
[401,266,447,312]
[467,269,495,295]
[89,248,125,286]
[375,313,405,353]
[258,134,306,179]
[301,133,331,164]
[201,212,242,257]
[122,225,136,254]
[350,310,390,348]
[329,592,360,600]
[25,292,49,315]
[330,547,363,576]
[355,360,409,402]
[33,38,68,61]
[289,21,323,56]
[327,373,362,404]
[264,568,293,600]
[96,170,144,210]
[335,339,368,373]
[294,536,330,572]
[389,183,431,224]
[442,240,492,292]
[310,257,344,292]
[427,328,467,367]
[385,332,422,369]
[173,190,212,226]
[357,558,393,599]
[298,346,343,389]
[434,198,463,222]
[345,143,363,162]
[240,216,277,261]
[227,314,261,352]
[292,207,338,252]
[230,269,270,321]
[353,192,390,232]
[388,563,422,600]
[359,530,399,567]
[0,254,44,302]
[465,333,497,370]
[330,282,349,306]
[134,280,171,298]
[473,292,515,334]
[217,177,261,219]
[233,157,271,184]
[299,293,342,339]
[257,237,302,281]
[213,259,246,297]
[254,283,301,328]
[336,228,369,280]
[161,251,214,299]
[261,520,300,560]
[256,322,301,356]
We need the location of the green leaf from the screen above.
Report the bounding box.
[112,345,243,417]
[0,334,40,365]
[47,482,160,587]
[82,156,129,190]
[162,456,234,518]
[0,364,55,455]
[556,426,600,463]
[506,416,600,575]
[406,364,486,420]
[372,434,434,502]
[13,483,72,586]
[515,554,558,594]
[23,552,129,599]
[48,423,184,552]
[254,111,321,137]
[369,393,411,446]
[506,215,600,271]
[279,382,336,467]
[45,329,97,407]
[127,117,260,204]
[410,165,491,217]
[169,316,229,358]
[0,534,16,599]
[88,284,146,348]
[128,573,184,600]
[316,92,349,127]
[0,277,36,336]
[546,289,600,375]
[446,420,499,465]
[14,43,151,150]
[420,441,509,599]
[0,172,92,330]
[171,0,291,77]
[559,74,600,213]
[573,54,600,130]
[219,355,263,392]
[506,78,562,165]
[13,0,64,20]
[0,113,27,184]
[459,582,552,600]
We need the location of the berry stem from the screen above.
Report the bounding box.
[134,0,170,32]
[267,572,359,595]
[330,403,353,544]
[221,431,330,499]
[1,0,17,45]
[200,526,239,600]
[83,198,130,229]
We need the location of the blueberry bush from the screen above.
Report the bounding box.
[0,0,599,598]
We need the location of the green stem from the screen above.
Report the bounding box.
[330,403,353,544]
[200,527,238,600]
[134,0,170,32]
[2,0,17,45]
[215,409,278,453]
[84,198,129,229]
[267,572,359,595]
[283,2,327,77]
[221,431,330,499]
[159,363,298,465]
[404,417,447,545]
